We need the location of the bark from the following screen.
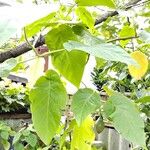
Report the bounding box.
[0,0,142,63]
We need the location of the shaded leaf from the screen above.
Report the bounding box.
[25,133,37,147]
[105,93,145,146]
[72,25,104,45]
[29,70,67,145]
[45,25,87,87]
[72,88,101,125]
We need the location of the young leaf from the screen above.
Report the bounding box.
[128,51,148,80]
[0,58,17,77]
[135,96,150,103]
[64,41,137,65]
[23,12,56,38]
[104,92,145,146]
[75,0,116,8]
[119,25,135,47]
[45,25,87,87]
[29,70,67,145]
[72,88,101,125]
[75,7,94,29]
[71,116,95,150]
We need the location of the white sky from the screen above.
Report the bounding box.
[0,0,96,94]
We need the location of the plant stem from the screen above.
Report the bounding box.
[107,36,139,43]
[23,27,40,56]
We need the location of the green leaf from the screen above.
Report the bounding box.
[29,70,67,145]
[105,93,145,146]
[139,30,150,43]
[75,0,116,8]
[71,116,95,150]
[2,140,10,150]
[139,11,150,17]
[52,51,87,87]
[119,25,135,47]
[135,96,150,103]
[14,143,24,150]
[25,133,37,147]
[72,88,101,125]
[103,100,115,119]
[72,25,104,45]
[24,12,56,38]
[0,58,17,77]
[64,41,137,65]
[94,116,105,134]
[0,131,9,140]
[45,25,87,87]
[95,57,106,68]
[0,18,17,46]
[13,132,22,144]
[75,7,94,29]
[45,25,77,50]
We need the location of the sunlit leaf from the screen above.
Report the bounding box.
[75,7,94,29]
[119,25,135,47]
[23,12,56,38]
[135,96,150,103]
[71,116,95,150]
[75,0,116,8]
[128,51,148,80]
[30,70,67,145]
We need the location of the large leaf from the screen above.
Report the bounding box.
[64,41,137,65]
[29,70,67,145]
[0,58,17,77]
[139,30,150,43]
[75,0,115,8]
[0,18,17,46]
[75,7,94,29]
[71,116,95,150]
[104,93,145,146]
[45,25,87,87]
[24,12,56,38]
[72,88,101,125]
